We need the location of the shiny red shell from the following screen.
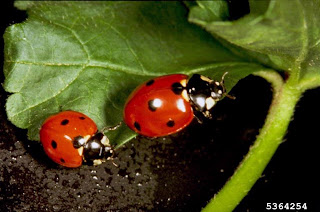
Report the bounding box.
[123,74,194,137]
[39,111,98,168]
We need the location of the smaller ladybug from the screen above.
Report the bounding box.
[40,111,119,168]
[124,72,233,137]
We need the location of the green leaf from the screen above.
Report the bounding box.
[3,1,264,144]
[189,0,320,82]
[189,1,229,22]
[248,0,270,15]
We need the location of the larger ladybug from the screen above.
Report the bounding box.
[123,73,230,137]
[40,111,117,168]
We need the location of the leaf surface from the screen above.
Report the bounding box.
[4,1,265,144]
[189,0,320,85]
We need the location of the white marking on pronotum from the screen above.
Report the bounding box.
[195,96,206,108]
[180,79,187,87]
[78,147,84,156]
[206,97,216,110]
[76,135,91,156]
[101,135,110,146]
[181,90,189,102]
[200,75,213,82]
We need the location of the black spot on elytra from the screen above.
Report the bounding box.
[146,79,154,86]
[61,119,69,125]
[148,99,157,112]
[51,140,57,149]
[171,82,184,95]
[134,122,141,131]
[79,117,85,120]
[166,120,175,127]
[60,158,65,163]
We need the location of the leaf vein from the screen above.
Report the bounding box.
[10,65,86,120]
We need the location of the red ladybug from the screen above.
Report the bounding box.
[123,73,230,137]
[40,111,115,168]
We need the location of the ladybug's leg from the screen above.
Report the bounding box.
[110,158,119,167]
[96,131,119,167]
[226,94,236,100]
[193,110,208,124]
[105,147,119,167]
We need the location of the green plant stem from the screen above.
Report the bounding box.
[202,72,303,212]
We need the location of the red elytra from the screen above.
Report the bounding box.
[123,74,194,137]
[40,111,98,168]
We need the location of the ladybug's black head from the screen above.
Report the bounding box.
[73,132,114,165]
[83,133,105,160]
[186,74,226,118]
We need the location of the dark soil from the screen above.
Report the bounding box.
[1,1,318,212]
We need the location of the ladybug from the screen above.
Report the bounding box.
[123,73,231,137]
[40,111,118,168]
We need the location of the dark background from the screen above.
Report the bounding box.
[1,1,318,211]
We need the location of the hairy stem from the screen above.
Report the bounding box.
[202,72,303,212]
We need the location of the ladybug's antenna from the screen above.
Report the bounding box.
[99,122,122,167]
[102,122,122,132]
[220,72,236,100]
[220,72,228,94]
